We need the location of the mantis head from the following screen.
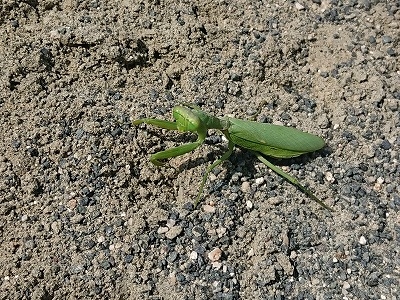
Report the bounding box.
[173,105,205,133]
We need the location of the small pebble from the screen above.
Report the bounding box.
[343,281,351,290]
[387,48,395,56]
[208,247,222,262]
[373,182,382,191]
[247,248,254,257]
[165,226,182,239]
[216,227,227,237]
[385,98,398,111]
[166,219,176,228]
[376,177,384,184]
[269,197,284,206]
[203,204,216,213]
[374,176,385,191]
[157,226,169,234]
[212,261,222,269]
[311,278,320,285]
[228,193,239,201]
[68,199,77,210]
[382,36,392,44]
[356,71,368,82]
[255,177,264,185]
[325,171,335,183]
[246,200,253,209]
[318,114,330,129]
[51,221,60,234]
[320,71,329,78]
[360,45,368,54]
[192,226,205,237]
[241,181,250,193]
[189,251,198,260]
[295,2,305,10]
[380,139,391,150]
[359,236,367,245]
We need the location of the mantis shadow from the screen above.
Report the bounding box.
[175,144,330,198]
[176,144,329,174]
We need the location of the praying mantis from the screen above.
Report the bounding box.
[133,103,333,211]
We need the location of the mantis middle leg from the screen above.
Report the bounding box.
[195,140,235,207]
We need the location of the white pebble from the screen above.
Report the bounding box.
[359,236,367,245]
[203,204,216,213]
[189,251,198,260]
[255,177,264,185]
[295,2,305,10]
[247,248,254,257]
[246,200,253,209]
[325,171,335,183]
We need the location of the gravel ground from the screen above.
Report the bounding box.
[1,1,399,299]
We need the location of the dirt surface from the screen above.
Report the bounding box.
[1,1,399,299]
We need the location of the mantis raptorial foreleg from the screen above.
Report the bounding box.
[134,118,207,166]
[133,118,178,130]
[150,140,205,166]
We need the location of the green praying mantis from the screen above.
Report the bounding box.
[133,103,333,211]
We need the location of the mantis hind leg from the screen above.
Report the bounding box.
[194,141,235,207]
[253,151,334,212]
